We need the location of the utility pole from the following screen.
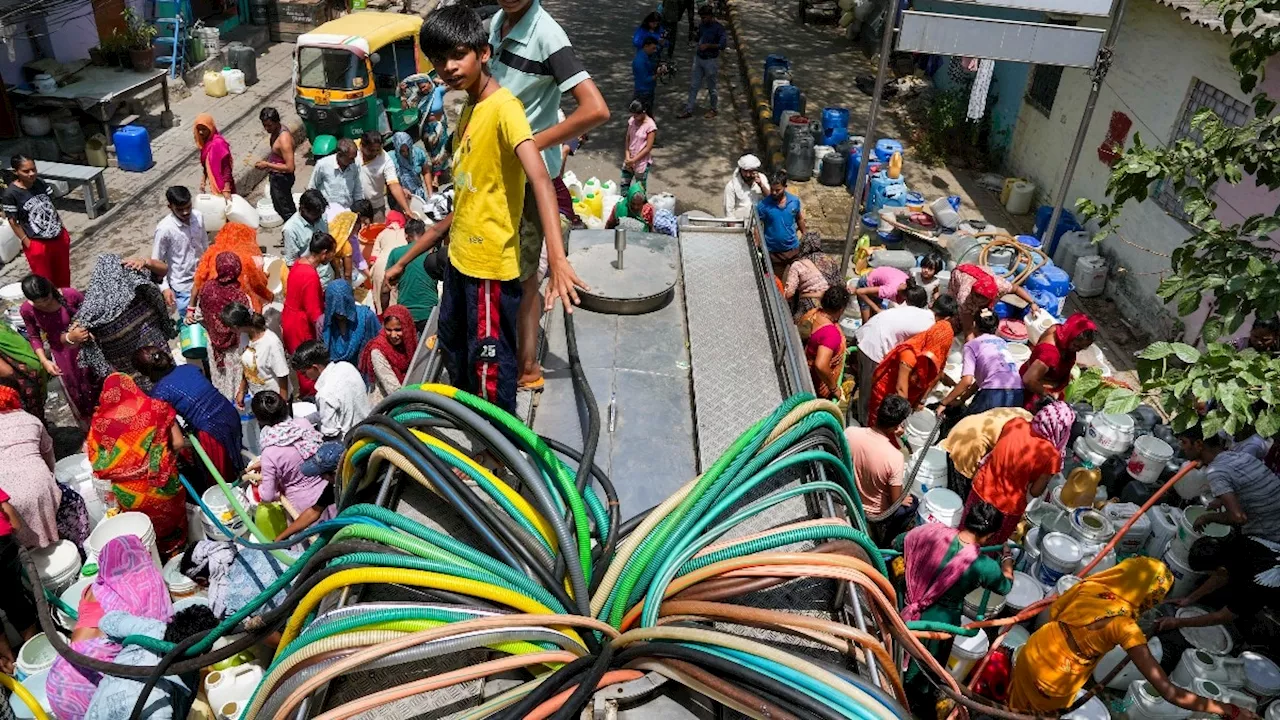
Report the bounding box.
[1043,0,1129,259]
[838,2,899,277]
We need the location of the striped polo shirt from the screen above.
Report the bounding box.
[488,0,590,177]
[1206,450,1280,542]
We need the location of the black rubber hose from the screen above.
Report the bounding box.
[360,413,554,570]
[356,415,584,623]
[27,539,386,681]
[347,423,528,572]
[539,434,620,588]
[562,310,601,500]
[611,643,842,720]
[489,651,600,720]
[550,641,614,720]
[365,389,591,615]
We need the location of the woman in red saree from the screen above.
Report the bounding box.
[1020,313,1097,409]
[867,317,955,423]
[86,373,188,555]
[195,113,234,199]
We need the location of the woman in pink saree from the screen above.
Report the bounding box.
[195,113,234,199]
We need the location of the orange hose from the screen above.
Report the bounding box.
[525,670,646,720]
[309,651,578,720]
[269,614,620,720]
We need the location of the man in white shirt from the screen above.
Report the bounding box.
[356,130,412,220]
[130,185,206,321]
[853,290,957,425]
[291,340,371,439]
[723,154,769,219]
[307,139,363,209]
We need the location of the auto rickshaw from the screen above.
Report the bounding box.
[294,11,429,153]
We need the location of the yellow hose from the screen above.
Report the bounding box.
[0,673,50,720]
[278,568,578,650]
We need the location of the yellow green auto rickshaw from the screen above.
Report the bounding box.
[294,11,429,154]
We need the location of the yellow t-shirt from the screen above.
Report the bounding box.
[447,87,534,281]
[938,406,1032,478]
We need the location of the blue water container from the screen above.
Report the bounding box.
[1033,205,1082,246]
[874,138,903,162]
[772,85,801,125]
[905,191,924,208]
[993,301,1018,319]
[764,54,790,79]
[114,125,153,173]
[1031,288,1063,317]
[1015,234,1042,249]
[866,172,906,214]
[1027,263,1073,298]
[861,212,879,235]
[821,107,850,147]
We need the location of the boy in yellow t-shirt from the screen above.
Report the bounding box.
[419,5,585,413]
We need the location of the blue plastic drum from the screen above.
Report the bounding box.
[113,125,153,173]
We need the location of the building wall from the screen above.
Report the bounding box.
[0,0,102,87]
[1005,0,1246,340]
[916,0,1037,156]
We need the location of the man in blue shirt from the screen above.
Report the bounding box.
[633,37,660,117]
[756,170,807,274]
[677,5,727,119]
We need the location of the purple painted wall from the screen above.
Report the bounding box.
[0,2,103,87]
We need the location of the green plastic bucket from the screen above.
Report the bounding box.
[179,323,209,360]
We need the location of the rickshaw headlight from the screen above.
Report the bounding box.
[296,102,309,118]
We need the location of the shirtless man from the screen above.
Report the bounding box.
[254,107,297,221]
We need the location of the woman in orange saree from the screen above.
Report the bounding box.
[866,317,955,423]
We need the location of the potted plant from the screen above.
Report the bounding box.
[87,45,106,66]
[100,31,126,67]
[124,9,159,71]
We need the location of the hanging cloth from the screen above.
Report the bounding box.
[967,59,995,120]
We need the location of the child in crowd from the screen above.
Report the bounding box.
[19,273,98,423]
[250,390,329,518]
[915,252,947,305]
[621,99,657,193]
[381,220,439,335]
[418,6,585,413]
[278,441,344,540]
[290,340,371,440]
[632,38,660,122]
[851,266,914,322]
[223,302,290,406]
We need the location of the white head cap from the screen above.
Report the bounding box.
[737,154,762,171]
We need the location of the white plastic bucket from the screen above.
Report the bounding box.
[1096,636,1162,690]
[1267,699,1280,720]
[917,488,964,528]
[256,197,283,228]
[1123,679,1191,720]
[1163,541,1205,599]
[163,555,200,601]
[53,453,93,486]
[1017,526,1042,574]
[1241,651,1280,701]
[10,669,53,719]
[86,512,161,568]
[1002,624,1032,662]
[201,485,247,541]
[31,538,83,594]
[903,409,938,451]
[1172,506,1230,559]
[1144,506,1181,558]
[1037,532,1083,586]
[1036,574,1082,628]
[1006,341,1032,366]
[964,587,1005,619]
[1063,691,1110,720]
[1081,547,1117,576]
[293,401,319,425]
[1072,436,1111,474]
[907,447,949,496]
[58,575,93,626]
[1004,571,1044,617]
[1085,412,1135,457]
[15,634,56,681]
[1068,508,1114,547]
[1174,606,1233,654]
[1102,502,1151,556]
[1174,467,1210,502]
[946,619,990,680]
[1127,435,1174,484]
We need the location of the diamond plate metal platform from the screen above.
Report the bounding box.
[678,216,785,467]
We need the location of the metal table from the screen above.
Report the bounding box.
[11,67,173,140]
[34,160,108,219]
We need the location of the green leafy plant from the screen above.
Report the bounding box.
[1065,368,1143,415]
[1074,0,1280,437]
[123,8,159,51]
